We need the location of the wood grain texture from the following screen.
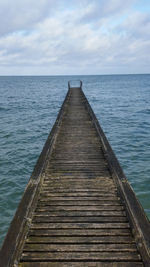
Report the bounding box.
[19,87,143,265]
[2,86,148,266]
[19,263,144,267]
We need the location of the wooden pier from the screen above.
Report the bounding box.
[0,81,150,266]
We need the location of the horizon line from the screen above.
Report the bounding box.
[0,73,150,77]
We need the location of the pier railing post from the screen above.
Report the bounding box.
[68,80,82,89]
[68,81,70,90]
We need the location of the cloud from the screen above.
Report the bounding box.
[0,0,59,35]
[121,12,150,39]
[0,0,150,74]
[79,0,136,22]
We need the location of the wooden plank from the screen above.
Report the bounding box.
[43,177,113,181]
[42,185,115,189]
[44,176,113,180]
[37,192,120,197]
[45,171,111,175]
[31,222,129,229]
[43,177,112,181]
[26,235,135,244]
[33,216,127,223]
[21,251,141,261]
[48,162,108,166]
[47,162,108,166]
[41,188,117,193]
[36,205,124,211]
[34,211,126,216]
[37,202,121,207]
[45,168,109,172]
[44,176,112,180]
[29,228,131,236]
[39,195,119,200]
[23,243,137,252]
[43,180,115,186]
[43,179,114,183]
[40,189,117,193]
[37,197,119,201]
[43,180,114,184]
[19,262,144,267]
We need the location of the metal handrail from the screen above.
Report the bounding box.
[68,80,82,89]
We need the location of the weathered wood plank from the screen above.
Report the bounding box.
[45,174,110,177]
[34,211,126,216]
[41,188,117,193]
[29,228,131,236]
[49,160,105,164]
[33,216,127,223]
[21,251,141,261]
[19,262,144,267]
[38,197,119,202]
[43,177,112,181]
[37,202,121,207]
[23,243,137,252]
[36,205,124,211]
[42,184,116,189]
[26,235,135,244]
[39,195,119,200]
[31,222,129,229]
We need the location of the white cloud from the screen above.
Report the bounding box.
[0,0,59,35]
[0,0,149,74]
[79,0,136,22]
[121,12,150,39]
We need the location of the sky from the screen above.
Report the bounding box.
[0,0,150,75]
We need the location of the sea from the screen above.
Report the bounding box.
[0,74,150,247]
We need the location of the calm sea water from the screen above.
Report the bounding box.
[0,74,150,246]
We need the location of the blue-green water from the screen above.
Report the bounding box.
[0,75,150,246]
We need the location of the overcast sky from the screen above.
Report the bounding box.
[0,0,150,75]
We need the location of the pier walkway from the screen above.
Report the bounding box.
[0,82,150,266]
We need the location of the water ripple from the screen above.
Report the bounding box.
[0,74,150,246]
